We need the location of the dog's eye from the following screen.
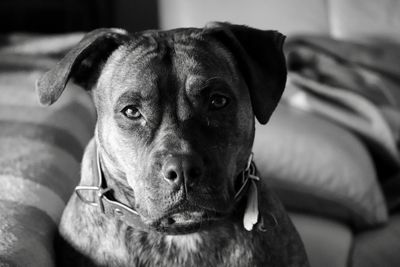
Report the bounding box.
[209,94,230,110]
[121,106,142,119]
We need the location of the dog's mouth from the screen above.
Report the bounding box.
[141,161,255,235]
[148,205,229,235]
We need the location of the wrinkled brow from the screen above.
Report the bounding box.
[186,76,231,95]
[115,89,156,106]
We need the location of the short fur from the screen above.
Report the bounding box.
[37,23,309,267]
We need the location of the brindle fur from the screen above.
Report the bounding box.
[37,23,309,267]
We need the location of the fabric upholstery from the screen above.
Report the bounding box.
[254,103,388,229]
[290,213,353,267]
[0,34,94,267]
[351,215,400,267]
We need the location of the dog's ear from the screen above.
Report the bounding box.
[205,22,287,124]
[36,28,129,106]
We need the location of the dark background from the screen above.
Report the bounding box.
[0,0,159,33]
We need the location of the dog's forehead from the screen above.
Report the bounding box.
[98,29,239,102]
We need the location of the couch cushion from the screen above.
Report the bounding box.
[351,215,400,267]
[290,213,353,267]
[254,102,388,229]
[0,34,94,266]
[0,201,56,267]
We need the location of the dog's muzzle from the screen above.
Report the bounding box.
[75,143,277,233]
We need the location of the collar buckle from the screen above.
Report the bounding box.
[74,143,114,214]
[234,153,258,201]
[75,185,111,213]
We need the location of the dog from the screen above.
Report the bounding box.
[36,22,309,267]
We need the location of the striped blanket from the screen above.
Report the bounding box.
[0,34,94,267]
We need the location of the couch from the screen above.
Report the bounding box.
[1,1,400,266]
[0,33,92,266]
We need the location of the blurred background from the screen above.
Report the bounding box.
[0,0,159,33]
[1,1,400,267]
[1,0,400,39]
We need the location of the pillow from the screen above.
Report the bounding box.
[0,45,95,266]
[253,102,388,230]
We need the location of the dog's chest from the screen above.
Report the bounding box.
[121,226,258,267]
[62,202,269,267]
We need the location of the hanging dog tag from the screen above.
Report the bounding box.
[243,175,259,231]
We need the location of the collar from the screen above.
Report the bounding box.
[75,144,149,231]
[75,144,272,232]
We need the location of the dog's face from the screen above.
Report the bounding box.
[94,33,255,223]
[37,23,286,233]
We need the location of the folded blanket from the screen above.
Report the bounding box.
[285,74,400,177]
[285,36,400,148]
[285,35,400,212]
[0,34,94,267]
[285,35,400,108]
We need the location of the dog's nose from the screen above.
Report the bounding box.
[162,155,204,186]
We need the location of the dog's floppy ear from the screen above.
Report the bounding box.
[205,22,287,124]
[36,28,129,106]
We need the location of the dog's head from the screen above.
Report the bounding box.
[37,23,286,234]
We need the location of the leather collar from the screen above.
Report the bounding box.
[75,143,263,232]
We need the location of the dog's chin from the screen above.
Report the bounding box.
[148,209,228,235]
